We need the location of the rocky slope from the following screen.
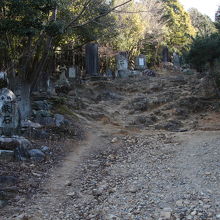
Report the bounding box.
[1,71,220,220]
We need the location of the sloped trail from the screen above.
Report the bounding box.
[1,74,220,220]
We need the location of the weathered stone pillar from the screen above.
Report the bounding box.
[85,43,99,76]
[173,52,180,67]
[13,78,31,121]
[162,47,169,62]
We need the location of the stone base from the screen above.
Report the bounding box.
[0,136,31,161]
[117,70,130,78]
[0,150,14,161]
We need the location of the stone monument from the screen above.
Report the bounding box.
[55,65,71,94]
[116,52,129,78]
[46,78,57,95]
[116,52,128,71]
[57,65,69,85]
[85,43,99,76]
[162,47,169,62]
[0,72,20,136]
[173,52,180,68]
[13,78,31,120]
[68,66,76,79]
[135,55,147,70]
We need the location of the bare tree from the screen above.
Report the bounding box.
[189,8,217,37]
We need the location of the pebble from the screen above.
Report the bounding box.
[160,208,172,219]
[40,146,50,153]
[111,137,118,143]
[191,210,197,216]
[105,214,119,220]
[176,200,183,206]
[65,180,72,186]
[127,186,138,193]
[66,192,76,197]
[92,188,103,196]
[15,213,29,220]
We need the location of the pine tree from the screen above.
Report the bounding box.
[162,0,195,53]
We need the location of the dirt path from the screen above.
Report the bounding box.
[2,73,220,220]
[3,128,220,220]
[11,124,113,220]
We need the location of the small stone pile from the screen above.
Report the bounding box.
[143,69,156,77]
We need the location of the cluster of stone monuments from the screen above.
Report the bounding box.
[53,43,155,93]
[0,45,182,128]
[85,43,151,78]
[0,44,180,158]
[23,42,182,96]
[54,44,181,88]
[115,52,148,78]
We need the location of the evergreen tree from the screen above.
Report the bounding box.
[162,0,195,53]
[187,34,220,72]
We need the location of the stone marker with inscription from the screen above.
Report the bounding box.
[135,55,147,70]
[68,66,76,79]
[0,73,20,136]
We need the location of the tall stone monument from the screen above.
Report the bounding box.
[162,47,169,62]
[85,43,99,76]
[13,78,31,120]
[0,72,20,136]
[173,52,180,68]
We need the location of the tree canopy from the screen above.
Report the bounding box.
[162,0,196,53]
[0,0,217,77]
[187,33,220,72]
[188,8,217,37]
[0,0,130,85]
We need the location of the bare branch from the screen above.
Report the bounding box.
[64,0,132,31]
[64,0,93,30]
